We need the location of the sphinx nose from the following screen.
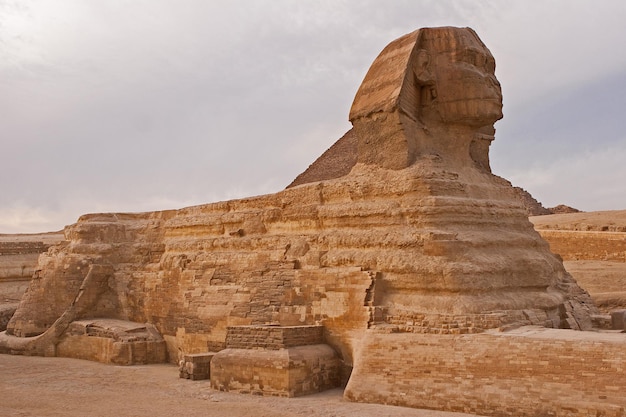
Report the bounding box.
[487,75,501,90]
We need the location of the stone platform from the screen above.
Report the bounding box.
[210,325,341,397]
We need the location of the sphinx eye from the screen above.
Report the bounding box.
[475,52,488,68]
[461,49,494,70]
[462,49,481,66]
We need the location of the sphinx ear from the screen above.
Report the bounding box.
[414,49,437,103]
[414,49,433,84]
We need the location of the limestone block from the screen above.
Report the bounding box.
[55,319,167,365]
[179,353,215,380]
[591,314,612,329]
[610,309,626,330]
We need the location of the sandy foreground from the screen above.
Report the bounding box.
[0,354,479,417]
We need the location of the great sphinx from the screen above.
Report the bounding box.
[3,27,618,416]
[290,26,595,330]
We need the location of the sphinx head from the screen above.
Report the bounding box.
[416,27,503,127]
[350,27,504,170]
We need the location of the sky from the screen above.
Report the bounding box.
[1,0,625,233]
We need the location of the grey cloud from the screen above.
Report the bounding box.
[2,1,626,232]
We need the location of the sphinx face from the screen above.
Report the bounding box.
[423,28,503,127]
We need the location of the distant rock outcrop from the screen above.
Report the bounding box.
[548,204,581,214]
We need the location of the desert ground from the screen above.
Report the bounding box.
[530,210,626,232]
[0,354,478,417]
[530,210,626,313]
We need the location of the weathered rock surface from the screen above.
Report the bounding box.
[56,318,167,365]
[1,26,618,416]
[4,159,595,359]
[0,303,19,333]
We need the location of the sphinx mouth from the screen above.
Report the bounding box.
[437,97,502,122]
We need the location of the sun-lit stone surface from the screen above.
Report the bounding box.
[1,26,621,416]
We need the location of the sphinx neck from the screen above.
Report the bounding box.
[415,123,494,172]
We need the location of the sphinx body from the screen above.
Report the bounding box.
[2,26,595,378]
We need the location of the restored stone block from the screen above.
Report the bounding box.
[225,325,324,350]
[210,344,341,397]
[346,327,626,417]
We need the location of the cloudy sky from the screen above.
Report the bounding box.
[2,0,625,233]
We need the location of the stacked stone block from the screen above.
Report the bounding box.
[225,325,324,350]
[384,309,563,334]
